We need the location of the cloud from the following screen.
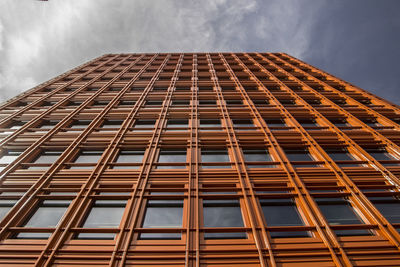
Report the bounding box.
[0,0,363,104]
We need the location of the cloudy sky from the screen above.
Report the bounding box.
[0,0,399,104]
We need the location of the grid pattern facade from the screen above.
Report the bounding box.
[0,52,399,266]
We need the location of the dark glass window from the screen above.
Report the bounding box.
[203,199,246,239]
[140,200,183,240]
[77,200,127,239]
[146,100,163,106]
[0,199,17,220]
[264,119,287,128]
[364,148,399,164]
[0,151,21,164]
[260,199,309,238]
[242,149,273,168]
[297,118,318,127]
[283,148,314,162]
[201,149,230,169]
[70,120,91,129]
[325,148,355,161]
[200,119,221,127]
[226,99,242,105]
[232,119,254,129]
[70,151,103,169]
[279,99,295,105]
[101,120,123,128]
[38,120,58,130]
[113,150,144,169]
[133,120,156,128]
[253,99,269,105]
[316,198,370,236]
[119,100,135,106]
[172,100,190,106]
[199,100,216,105]
[369,197,400,223]
[166,119,188,129]
[157,149,187,169]
[16,200,70,239]
[28,151,61,169]
[329,118,349,127]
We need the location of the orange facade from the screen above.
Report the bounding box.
[0,53,399,266]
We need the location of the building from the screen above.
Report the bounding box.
[0,52,399,266]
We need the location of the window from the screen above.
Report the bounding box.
[242,149,273,168]
[253,99,269,106]
[264,118,287,128]
[260,199,309,238]
[38,121,58,131]
[200,119,221,128]
[0,151,21,164]
[226,100,242,105]
[16,200,71,239]
[316,198,370,236]
[279,99,295,105]
[101,120,123,128]
[77,200,127,239]
[369,197,400,224]
[28,151,61,169]
[112,150,144,169]
[157,149,187,169]
[146,100,163,106]
[166,119,188,130]
[119,100,135,106]
[364,148,399,164]
[232,119,255,129]
[199,100,216,105]
[0,199,17,220]
[283,148,315,166]
[329,118,349,127]
[172,100,190,106]
[201,149,231,169]
[133,120,156,129]
[324,148,356,161]
[297,118,318,127]
[70,120,91,129]
[140,200,183,239]
[203,199,246,239]
[70,151,103,169]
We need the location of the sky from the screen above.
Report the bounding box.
[0,0,399,105]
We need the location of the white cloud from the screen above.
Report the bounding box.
[0,0,320,103]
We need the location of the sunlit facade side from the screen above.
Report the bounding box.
[0,52,400,266]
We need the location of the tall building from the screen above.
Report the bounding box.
[0,52,399,266]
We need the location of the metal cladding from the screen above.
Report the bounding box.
[0,53,399,266]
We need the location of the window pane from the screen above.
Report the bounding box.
[157,149,186,169]
[71,151,103,169]
[101,120,123,128]
[325,148,355,161]
[134,120,156,128]
[77,200,126,239]
[203,199,244,227]
[140,200,183,240]
[260,199,309,238]
[17,200,70,239]
[28,151,61,169]
[316,198,370,236]
[283,148,314,162]
[316,198,362,225]
[243,149,272,162]
[203,199,245,239]
[0,199,17,220]
[201,150,230,162]
[200,119,221,127]
[0,151,21,164]
[370,197,400,223]
[365,148,397,161]
[113,150,144,169]
[232,119,254,128]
